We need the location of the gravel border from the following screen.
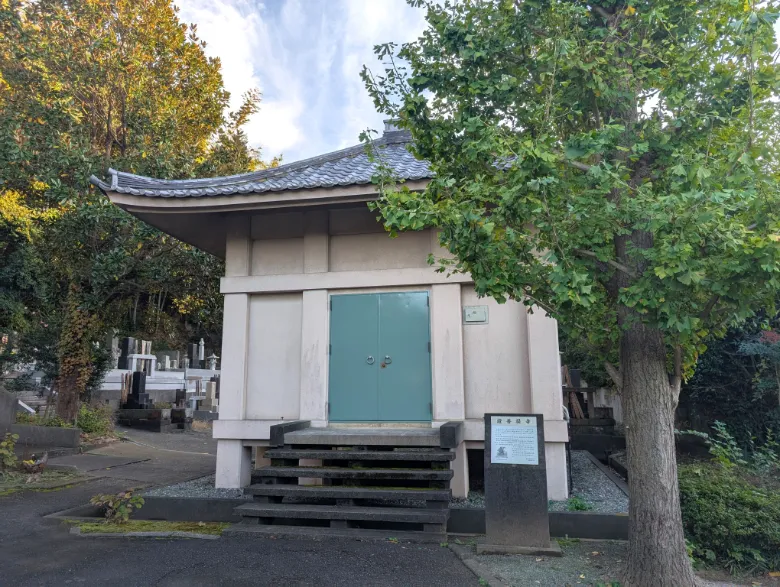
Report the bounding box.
[69,527,220,540]
[142,475,251,500]
[549,451,628,513]
[451,451,629,514]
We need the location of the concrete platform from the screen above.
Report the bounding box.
[284,427,440,447]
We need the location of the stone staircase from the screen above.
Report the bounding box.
[228,423,462,542]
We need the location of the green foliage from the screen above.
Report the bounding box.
[680,423,780,573]
[566,495,593,512]
[681,316,780,448]
[14,412,72,428]
[90,490,144,524]
[0,0,274,420]
[76,403,114,436]
[680,463,780,573]
[362,0,780,374]
[0,433,19,471]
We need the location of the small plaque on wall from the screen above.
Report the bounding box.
[463,305,488,324]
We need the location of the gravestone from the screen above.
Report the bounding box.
[478,413,561,556]
[122,371,152,409]
[187,343,200,369]
[117,337,136,370]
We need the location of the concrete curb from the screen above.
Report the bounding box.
[583,451,629,496]
[69,526,220,540]
[448,543,510,587]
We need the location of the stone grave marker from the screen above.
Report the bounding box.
[478,413,561,556]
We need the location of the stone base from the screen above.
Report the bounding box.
[476,540,563,557]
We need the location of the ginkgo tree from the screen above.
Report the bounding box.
[363,0,780,584]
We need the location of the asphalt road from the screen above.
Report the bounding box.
[0,465,478,587]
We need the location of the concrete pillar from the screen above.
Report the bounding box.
[450,441,470,498]
[430,284,465,421]
[526,307,569,500]
[299,289,329,424]
[215,214,252,489]
[216,439,252,488]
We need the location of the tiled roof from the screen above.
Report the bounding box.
[90,130,432,198]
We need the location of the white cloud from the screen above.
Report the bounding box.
[176,0,427,164]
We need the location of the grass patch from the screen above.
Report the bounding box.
[75,520,230,536]
[0,470,85,497]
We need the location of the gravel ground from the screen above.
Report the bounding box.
[143,474,251,499]
[451,451,628,513]
[548,451,628,514]
[471,540,758,587]
[475,539,626,586]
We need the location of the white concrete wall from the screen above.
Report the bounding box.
[461,288,532,418]
[216,206,568,498]
[245,293,303,420]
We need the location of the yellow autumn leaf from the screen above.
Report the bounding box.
[768,234,780,242]
[625,6,636,16]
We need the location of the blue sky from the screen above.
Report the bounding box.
[177,1,780,166]
[176,0,427,164]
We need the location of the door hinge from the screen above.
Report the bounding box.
[329,344,332,355]
[428,402,432,414]
[329,299,332,310]
[426,296,429,307]
[327,402,330,414]
[427,341,431,353]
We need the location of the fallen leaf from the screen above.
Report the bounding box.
[769,571,780,577]
[535,558,543,562]
[591,551,600,556]
[579,575,586,579]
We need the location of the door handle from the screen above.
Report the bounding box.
[366,356,375,365]
[384,355,392,365]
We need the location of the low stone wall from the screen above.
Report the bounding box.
[48,498,629,540]
[6,424,81,449]
[447,508,628,540]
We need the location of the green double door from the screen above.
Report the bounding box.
[329,292,432,422]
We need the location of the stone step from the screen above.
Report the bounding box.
[223,524,446,543]
[245,484,451,502]
[235,503,449,525]
[252,466,454,482]
[265,448,454,462]
[284,427,441,447]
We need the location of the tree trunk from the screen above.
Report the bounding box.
[56,373,80,422]
[621,322,697,586]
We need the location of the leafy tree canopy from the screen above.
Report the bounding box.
[363,1,780,583]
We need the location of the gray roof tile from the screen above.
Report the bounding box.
[90,131,432,198]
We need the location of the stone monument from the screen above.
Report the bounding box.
[478,413,561,556]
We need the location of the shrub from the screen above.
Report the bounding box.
[0,433,19,471]
[77,403,114,436]
[90,490,144,523]
[14,412,72,428]
[679,463,780,573]
[566,495,593,512]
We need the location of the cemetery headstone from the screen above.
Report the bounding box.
[117,337,136,370]
[206,353,219,371]
[478,413,561,556]
[122,371,152,409]
[187,343,200,369]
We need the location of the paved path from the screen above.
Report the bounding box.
[1,429,478,586]
[47,427,216,486]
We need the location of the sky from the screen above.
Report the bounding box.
[176,0,427,165]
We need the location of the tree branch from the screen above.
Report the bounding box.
[574,248,638,278]
[604,361,623,393]
[699,295,719,319]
